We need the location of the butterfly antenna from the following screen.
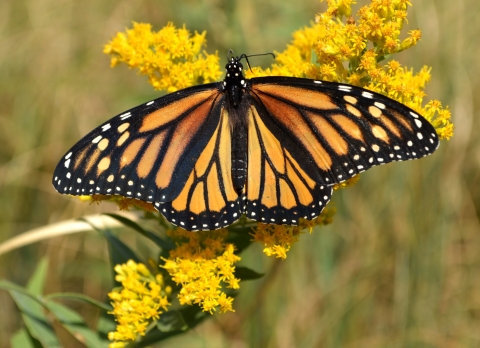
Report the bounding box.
[238,52,275,71]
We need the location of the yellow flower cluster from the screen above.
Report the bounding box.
[108,260,171,348]
[246,0,453,140]
[251,207,336,259]
[162,229,240,313]
[104,22,222,92]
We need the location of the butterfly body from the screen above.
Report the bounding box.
[53,55,439,231]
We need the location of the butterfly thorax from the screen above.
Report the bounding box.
[224,57,248,193]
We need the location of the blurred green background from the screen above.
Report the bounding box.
[1,0,479,347]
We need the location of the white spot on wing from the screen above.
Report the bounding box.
[65,152,72,160]
[146,101,154,106]
[92,135,102,144]
[362,91,374,98]
[119,112,131,120]
[64,159,71,168]
[102,123,111,132]
[339,85,352,91]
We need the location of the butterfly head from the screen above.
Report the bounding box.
[224,56,247,89]
[223,56,247,107]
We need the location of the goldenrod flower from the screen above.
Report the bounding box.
[247,0,453,140]
[104,22,222,92]
[162,229,240,313]
[108,260,171,347]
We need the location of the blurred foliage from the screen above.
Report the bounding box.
[1,0,479,347]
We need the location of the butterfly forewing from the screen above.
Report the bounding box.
[52,83,223,204]
[250,77,439,185]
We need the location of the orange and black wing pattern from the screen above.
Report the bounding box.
[53,84,227,206]
[155,108,244,231]
[249,77,439,186]
[243,100,332,224]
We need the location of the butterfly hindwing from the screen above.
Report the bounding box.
[250,77,440,185]
[156,108,244,231]
[244,101,332,224]
[52,83,224,204]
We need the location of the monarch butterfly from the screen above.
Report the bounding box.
[53,53,439,231]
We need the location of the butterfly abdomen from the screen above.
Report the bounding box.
[231,117,248,193]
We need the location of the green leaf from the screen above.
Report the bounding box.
[11,328,42,348]
[81,217,142,283]
[226,229,254,254]
[44,300,108,348]
[104,230,141,263]
[156,310,188,332]
[234,266,264,281]
[0,280,61,347]
[104,213,174,251]
[134,306,210,347]
[45,292,112,311]
[26,258,49,295]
